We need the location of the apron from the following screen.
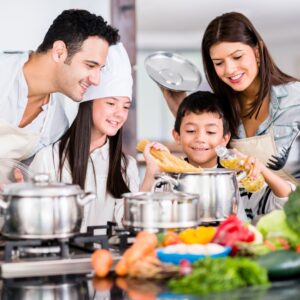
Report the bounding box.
[230,128,300,186]
[0,92,56,162]
[0,119,39,161]
[0,119,39,186]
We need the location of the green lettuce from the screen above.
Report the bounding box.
[257,210,300,248]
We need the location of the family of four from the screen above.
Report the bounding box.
[0,9,299,230]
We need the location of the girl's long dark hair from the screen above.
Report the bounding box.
[58,101,130,198]
[201,12,298,136]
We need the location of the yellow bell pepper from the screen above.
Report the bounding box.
[179,226,216,244]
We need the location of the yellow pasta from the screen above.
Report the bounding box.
[136,139,202,173]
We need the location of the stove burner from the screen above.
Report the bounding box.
[0,222,135,278]
[1,222,134,262]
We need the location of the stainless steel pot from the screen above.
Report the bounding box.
[0,174,95,239]
[155,169,240,223]
[2,276,89,300]
[122,190,200,230]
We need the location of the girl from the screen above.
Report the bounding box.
[162,12,300,185]
[30,43,139,232]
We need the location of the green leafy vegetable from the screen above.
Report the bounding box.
[256,210,300,248]
[168,257,269,295]
[284,186,300,233]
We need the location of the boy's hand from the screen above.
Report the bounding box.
[232,149,264,179]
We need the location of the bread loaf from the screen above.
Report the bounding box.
[137,139,202,173]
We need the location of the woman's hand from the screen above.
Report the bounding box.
[160,86,186,116]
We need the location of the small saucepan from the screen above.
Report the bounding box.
[122,190,200,231]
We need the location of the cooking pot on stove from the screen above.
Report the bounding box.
[1,275,89,300]
[0,173,95,239]
[155,169,240,223]
[122,190,200,230]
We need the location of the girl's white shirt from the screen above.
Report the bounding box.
[30,141,140,232]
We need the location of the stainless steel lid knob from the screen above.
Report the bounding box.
[32,173,50,185]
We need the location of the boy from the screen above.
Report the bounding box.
[144,91,294,222]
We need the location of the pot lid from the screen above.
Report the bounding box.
[122,191,199,202]
[144,51,202,92]
[2,174,83,197]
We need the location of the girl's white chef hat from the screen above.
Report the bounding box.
[83,42,133,101]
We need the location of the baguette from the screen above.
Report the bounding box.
[137,139,202,173]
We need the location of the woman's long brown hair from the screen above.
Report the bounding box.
[58,101,130,198]
[201,12,298,136]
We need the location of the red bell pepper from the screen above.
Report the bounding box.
[212,215,255,253]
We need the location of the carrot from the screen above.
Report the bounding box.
[136,231,157,245]
[91,249,113,278]
[128,290,157,300]
[115,277,129,290]
[115,257,128,276]
[92,276,113,291]
[115,231,158,276]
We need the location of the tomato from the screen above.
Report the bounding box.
[162,231,181,246]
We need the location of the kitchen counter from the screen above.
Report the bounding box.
[1,272,300,300]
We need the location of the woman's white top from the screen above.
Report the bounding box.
[30,141,140,232]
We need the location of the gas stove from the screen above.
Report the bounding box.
[0,223,134,278]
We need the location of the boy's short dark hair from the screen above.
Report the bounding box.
[174,91,230,135]
[37,9,120,60]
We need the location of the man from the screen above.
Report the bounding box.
[0,9,119,162]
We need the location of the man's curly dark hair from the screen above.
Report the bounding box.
[37,9,119,60]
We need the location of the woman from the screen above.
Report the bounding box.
[162,12,300,184]
[30,43,139,232]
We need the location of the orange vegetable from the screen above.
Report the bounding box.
[92,276,113,291]
[162,231,181,246]
[91,249,113,278]
[115,277,129,290]
[115,231,158,276]
[135,231,158,245]
[115,257,128,276]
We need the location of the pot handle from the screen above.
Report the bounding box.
[0,194,9,210]
[151,174,178,192]
[77,192,96,206]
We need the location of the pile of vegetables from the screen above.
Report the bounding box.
[90,187,300,296]
[256,187,300,249]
